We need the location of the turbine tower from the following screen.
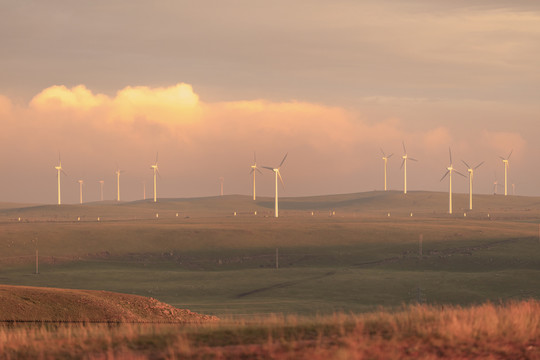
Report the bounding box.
[98,180,104,201]
[380,148,393,191]
[499,150,512,196]
[78,180,84,204]
[440,148,465,214]
[461,160,484,210]
[143,180,146,200]
[400,142,417,194]
[115,166,124,202]
[151,153,159,202]
[219,177,224,196]
[263,153,287,218]
[54,156,67,205]
[250,152,263,200]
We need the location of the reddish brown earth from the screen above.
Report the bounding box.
[0,284,217,323]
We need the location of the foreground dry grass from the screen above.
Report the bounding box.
[0,300,538,359]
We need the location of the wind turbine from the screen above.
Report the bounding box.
[98,180,104,201]
[115,166,124,202]
[77,180,84,204]
[250,152,263,200]
[461,160,484,210]
[263,153,288,218]
[492,171,500,195]
[143,180,146,200]
[150,153,159,202]
[499,150,513,196]
[54,155,67,205]
[400,142,417,194]
[219,177,224,196]
[440,148,465,214]
[380,148,393,191]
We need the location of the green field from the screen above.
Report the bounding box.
[1,191,539,316]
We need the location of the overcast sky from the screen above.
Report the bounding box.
[1,1,539,203]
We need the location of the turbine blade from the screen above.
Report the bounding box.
[449,147,452,164]
[461,160,471,169]
[499,156,505,160]
[440,170,449,182]
[254,151,256,163]
[455,170,467,178]
[387,153,393,158]
[402,141,406,153]
[61,170,68,176]
[474,161,484,169]
[277,170,285,188]
[155,152,159,164]
[380,148,386,157]
[507,149,513,159]
[262,166,274,171]
[400,159,405,169]
[279,153,288,167]
[250,168,254,174]
[409,158,418,162]
[256,168,263,175]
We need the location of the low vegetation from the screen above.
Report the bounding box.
[0,300,538,359]
[0,285,217,323]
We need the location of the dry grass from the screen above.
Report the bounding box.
[0,300,538,359]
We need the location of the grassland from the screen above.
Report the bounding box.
[0,300,538,359]
[0,191,539,317]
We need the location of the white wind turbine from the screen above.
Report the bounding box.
[98,180,104,201]
[54,155,67,205]
[250,152,263,200]
[115,166,125,202]
[380,148,393,191]
[143,180,146,200]
[77,180,84,204]
[461,160,484,210]
[492,171,501,195]
[440,148,465,214]
[150,153,160,202]
[219,177,224,196]
[499,150,513,196]
[400,142,417,194]
[263,153,288,218]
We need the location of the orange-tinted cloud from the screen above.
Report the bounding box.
[0,83,533,203]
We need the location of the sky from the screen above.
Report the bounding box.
[0,1,539,204]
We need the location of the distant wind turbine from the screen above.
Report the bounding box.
[493,172,501,195]
[98,180,104,201]
[499,150,513,196]
[250,152,263,200]
[143,180,146,200]
[151,153,160,202]
[400,142,417,194]
[54,155,67,205]
[440,148,465,214]
[461,160,484,210]
[263,153,287,218]
[219,177,224,196]
[380,148,393,191]
[115,166,125,202]
[78,180,84,204]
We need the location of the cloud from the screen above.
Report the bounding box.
[481,130,526,158]
[30,85,109,111]
[0,82,535,203]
